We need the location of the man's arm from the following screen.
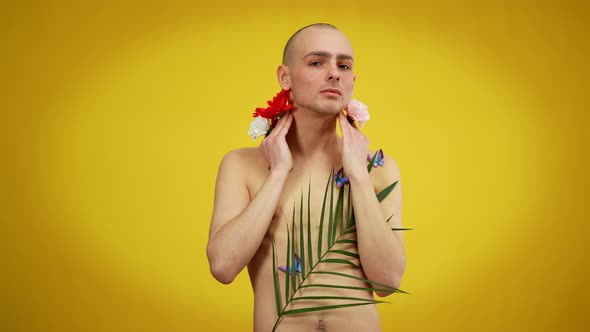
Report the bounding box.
[348,156,405,297]
[337,112,406,297]
[206,113,293,284]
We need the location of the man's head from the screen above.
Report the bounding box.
[278,23,355,115]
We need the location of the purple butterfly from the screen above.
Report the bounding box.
[278,253,301,274]
[334,167,350,188]
[367,149,384,168]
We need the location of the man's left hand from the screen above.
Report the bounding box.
[338,111,369,181]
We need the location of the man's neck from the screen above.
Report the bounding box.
[285,107,342,167]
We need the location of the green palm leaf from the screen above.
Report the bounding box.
[317,170,331,262]
[307,180,313,272]
[290,206,296,293]
[299,191,306,278]
[291,295,386,302]
[329,249,360,259]
[367,150,379,173]
[311,271,409,295]
[299,284,395,293]
[327,173,335,247]
[270,238,281,316]
[284,219,290,302]
[320,258,359,267]
[282,302,384,316]
[271,150,411,331]
[335,239,357,245]
[341,227,357,236]
[377,181,398,202]
[346,185,354,228]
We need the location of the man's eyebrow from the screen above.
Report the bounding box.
[303,51,354,61]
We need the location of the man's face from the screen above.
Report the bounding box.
[284,27,355,115]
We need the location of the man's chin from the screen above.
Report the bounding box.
[311,107,343,116]
[313,101,347,115]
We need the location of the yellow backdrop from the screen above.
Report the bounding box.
[2,0,588,331]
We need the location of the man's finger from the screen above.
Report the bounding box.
[348,116,359,129]
[338,112,352,136]
[342,111,359,129]
[279,113,293,136]
[268,113,289,137]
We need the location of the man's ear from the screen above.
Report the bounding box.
[277,64,290,90]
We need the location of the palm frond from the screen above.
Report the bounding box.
[270,238,281,316]
[327,173,335,247]
[291,295,386,302]
[317,170,331,262]
[284,219,291,302]
[299,191,306,278]
[328,249,360,259]
[271,150,410,331]
[282,302,384,316]
[377,181,398,202]
[290,205,297,293]
[335,239,357,245]
[320,258,359,267]
[307,179,313,272]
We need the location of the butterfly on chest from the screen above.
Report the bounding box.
[278,254,301,275]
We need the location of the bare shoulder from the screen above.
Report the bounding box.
[368,149,401,194]
[210,147,265,236]
[220,147,259,164]
[216,147,268,195]
[218,147,265,173]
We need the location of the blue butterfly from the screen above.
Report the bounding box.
[334,167,350,188]
[367,149,384,168]
[278,253,301,274]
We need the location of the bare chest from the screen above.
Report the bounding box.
[248,167,363,279]
[246,165,381,331]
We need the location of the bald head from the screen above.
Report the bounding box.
[282,23,340,65]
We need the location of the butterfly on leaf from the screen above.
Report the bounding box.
[334,167,350,188]
[367,149,384,168]
[278,253,301,274]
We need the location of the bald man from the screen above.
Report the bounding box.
[207,23,406,332]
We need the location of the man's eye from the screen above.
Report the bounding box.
[310,61,321,66]
[339,64,351,70]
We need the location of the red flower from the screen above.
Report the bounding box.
[253,89,293,119]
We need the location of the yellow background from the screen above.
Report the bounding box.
[2,0,588,331]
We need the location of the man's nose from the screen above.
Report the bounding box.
[327,63,340,81]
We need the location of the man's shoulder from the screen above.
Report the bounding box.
[219,147,265,170]
[217,147,267,191]
[222,147,258,160]
[368,149,401,193]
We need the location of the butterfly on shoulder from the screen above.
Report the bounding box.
[367,149,384,168]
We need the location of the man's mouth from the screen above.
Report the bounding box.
[320,88,342,96]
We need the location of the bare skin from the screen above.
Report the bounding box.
[207,26,406,332]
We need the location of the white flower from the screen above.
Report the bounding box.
[248,116,270,140]
[346,99,370,127]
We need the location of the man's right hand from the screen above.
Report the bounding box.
[259,112,294,175]
[208,112,294,284]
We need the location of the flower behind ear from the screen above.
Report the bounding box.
[253,89,293,119]
[248,116,271,140]
[346,99,369,127]
[249,89,293,140]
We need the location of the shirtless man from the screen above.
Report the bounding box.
[206,23,406,331]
